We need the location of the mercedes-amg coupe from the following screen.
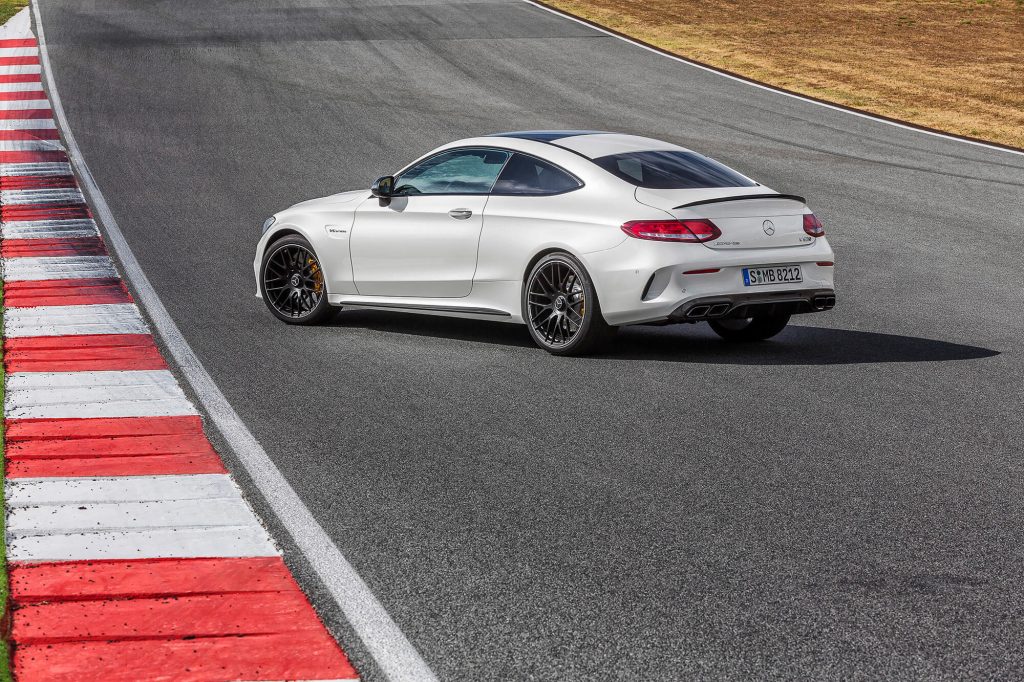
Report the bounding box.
[254,131,836,355]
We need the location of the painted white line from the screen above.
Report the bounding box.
[32,2,439,678]
[0,81,44,92]
[2,255,114,282]
[0,98,49,110]
[0,159,67,174]
[7,474,242,506]
[2,218,98,239]
[0,138,62,151]
[0,119,55,130]
[1,187,83,203]
[0,64,41,75]
[3,303,147,337]
[522,0,1024,158]
[5,369,198,419]
[8,497,261,537]
[7,525,277,562]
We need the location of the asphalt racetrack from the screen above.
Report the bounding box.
[35,0,1024,678]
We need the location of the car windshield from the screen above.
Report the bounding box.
[592,150,756,189]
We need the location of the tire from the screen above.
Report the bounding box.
[708,313,791,342]
[523,252,616,356]
[259,234,335,325]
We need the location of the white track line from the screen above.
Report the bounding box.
[2,255,115,281]
[522,0,1024,158]
[3,303,147,337]
[31,2,438,679]
[5,369,198,419]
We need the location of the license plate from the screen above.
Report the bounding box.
[743,265,802,286]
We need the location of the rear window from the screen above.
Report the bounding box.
[592,151,756,189]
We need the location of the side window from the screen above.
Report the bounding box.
[492,154,581,195]
[394,149,510,196]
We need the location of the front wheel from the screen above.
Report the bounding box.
[523,252,615,356]
[260,235,335,325]
[708,313,791,342]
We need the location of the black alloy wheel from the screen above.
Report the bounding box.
[260,235,334,324]
[524,252,614,355]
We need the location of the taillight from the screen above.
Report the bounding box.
[621,219,721,243]
[803,213,825,237]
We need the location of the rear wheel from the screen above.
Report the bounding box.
[523,252,615,356]
[709,313,791,342]
[260,235,335,325]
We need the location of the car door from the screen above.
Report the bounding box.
[350,147,511,298]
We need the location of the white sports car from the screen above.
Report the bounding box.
[254,131,835,355]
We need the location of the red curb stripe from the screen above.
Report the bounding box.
[10,557,295,603]
[10,557,357,681]
[0,90,45,101]
[0,39,38,48]
[14,631,358,682]
[4,415,226,478]
[0,109,50,119]
[4,333,164,372]
[3,278,130,308]
[0,172,74,188]
[0,128,61,141]
[0,74,41,84]
[0,56,40,66]
[0,150,67,164]
[0,201,89,220]
[0,235,104,257]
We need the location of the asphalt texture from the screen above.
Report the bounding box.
[35,0,1024,679]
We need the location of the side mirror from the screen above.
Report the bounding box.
[371,175,394,199]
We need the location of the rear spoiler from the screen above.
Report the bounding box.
[673,193,806,210]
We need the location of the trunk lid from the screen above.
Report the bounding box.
[635,187,814,250]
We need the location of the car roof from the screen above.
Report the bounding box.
[485,131,692,159]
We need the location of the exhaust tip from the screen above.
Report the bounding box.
[687,305,710,318]
[707,303,730,317]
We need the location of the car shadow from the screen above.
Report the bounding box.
[329,310,998,366]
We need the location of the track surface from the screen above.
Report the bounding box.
[36,1,1024,679]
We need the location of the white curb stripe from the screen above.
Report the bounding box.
[0,119,55,130]
[3,303,147,337]
[0,160,68,174]
[0,81,43,92]
[5,369,198,419]
[7,526,277,562]
[0,98,49,110]
[2,218,98,239]
[1,187,83,203]
[0,46,38,58]
[8,497,262,537]
[1,255,115,281]
[0,64,41,75]
[0,137,62,150]
[7,474,242,506]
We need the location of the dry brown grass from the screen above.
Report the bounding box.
[542,0,1024,149]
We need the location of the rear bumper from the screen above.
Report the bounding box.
[668,288,836,322]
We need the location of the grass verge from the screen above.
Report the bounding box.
[540,0,1024,149]
[0,0,27,26]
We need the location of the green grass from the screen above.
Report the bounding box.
[0,0,28,26]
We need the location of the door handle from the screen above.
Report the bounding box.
[448,208,473,220]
